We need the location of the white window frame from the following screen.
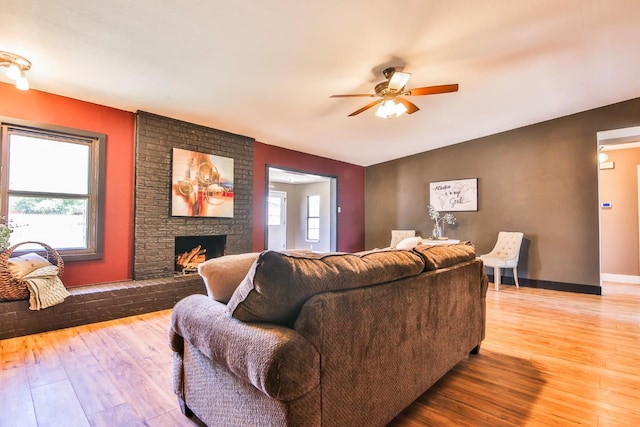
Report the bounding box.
[0,117,106,261]
[306,194,320,241]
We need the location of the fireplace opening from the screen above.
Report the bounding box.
[175,234,226,274]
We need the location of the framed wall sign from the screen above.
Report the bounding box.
[429,178,478,212]
[171,148,234,217]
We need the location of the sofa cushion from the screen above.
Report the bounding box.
[413,241,477,271]
[197,252,260,303]
[227,249,425,325]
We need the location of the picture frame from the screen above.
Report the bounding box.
[429,178,478,212]
[171,148,234,217]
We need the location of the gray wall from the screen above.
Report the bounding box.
[365,97,640,289]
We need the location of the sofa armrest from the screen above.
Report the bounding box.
[170,294,319,401]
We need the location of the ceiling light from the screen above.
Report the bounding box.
[0,51,32,91]
[375,99,408,119]
[375,100,394,119]
[6,63,21,80]
[394,102,408,117]
[374,106,388,119]
[15,73,29,91]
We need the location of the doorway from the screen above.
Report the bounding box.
[266,167,337,252]
[597,125,640,285]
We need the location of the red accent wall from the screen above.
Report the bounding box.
[0,83,135,287]
[253,141,365,253]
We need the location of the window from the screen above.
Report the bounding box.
[1,118,106,260]
[306,194,320,241]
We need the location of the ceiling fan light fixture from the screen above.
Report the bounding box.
[0,51,32,91]
[376,99,395,119]
[375,99,407,119]
[375,103,390,119]
[15,73,29,91]
[6,62,21,80]
[394,101,408,117]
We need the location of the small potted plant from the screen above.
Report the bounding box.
[427,204,456,239]
[0,216,14,252]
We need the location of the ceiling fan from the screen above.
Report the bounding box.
[330,67,458,118]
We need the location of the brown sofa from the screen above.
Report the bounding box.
[169,243,489,427]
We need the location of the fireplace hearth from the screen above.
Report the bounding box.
[175,235,226,273]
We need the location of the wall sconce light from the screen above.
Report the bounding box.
[598,152,609,163]
[0,51,31,91]
[598,145,610,163]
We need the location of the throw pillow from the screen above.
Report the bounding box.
[197,252,260,303]
[413,241,476,271]
[227,249,425,326]
[395,236,423,250]
[8,252,52,280]
[390,230,416,248]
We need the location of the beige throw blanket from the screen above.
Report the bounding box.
[22,265,70,310]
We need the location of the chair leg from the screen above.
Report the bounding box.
[513,267,520,288]
[494,267,501,290]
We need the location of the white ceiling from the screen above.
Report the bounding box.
[2,0,640,167]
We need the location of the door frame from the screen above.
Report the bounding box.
[597,125,640,286]
[265,164,338,251]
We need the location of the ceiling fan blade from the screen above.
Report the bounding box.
[388,71,411,91]
[395,97,420,114]
[405,84,459,96]
[330,94,375,98]
[348,99,382,116]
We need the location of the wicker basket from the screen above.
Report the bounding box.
[0,241,64,301]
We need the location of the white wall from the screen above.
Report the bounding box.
[294,181,331,251]
[269,181,331,252]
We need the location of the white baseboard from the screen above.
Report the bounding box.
[601,273,640,284]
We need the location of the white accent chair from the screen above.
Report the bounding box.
[390,230,416,248]
[480,232,524,291]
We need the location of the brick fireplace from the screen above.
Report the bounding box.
[134,112,254,279]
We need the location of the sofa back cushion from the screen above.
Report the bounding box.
[227,249,425,326]
[412,241,477,271]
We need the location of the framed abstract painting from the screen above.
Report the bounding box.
[171,148,234,217]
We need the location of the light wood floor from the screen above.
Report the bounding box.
[1,282,639,426]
